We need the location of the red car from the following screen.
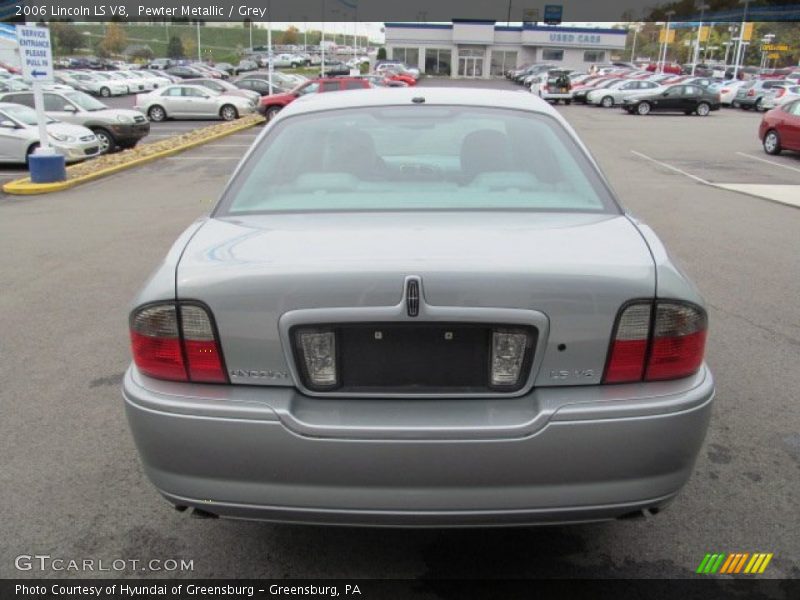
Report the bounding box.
[759,99,800,155]
[646,62,682,75]
[260,77,372,119]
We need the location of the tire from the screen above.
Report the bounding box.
[755,97,764,111]
[99,86,111,98]
[763,129,782,155]
[601,95,614,108]
[696,102,710,116]
[25,143,39,167]
[636,102,651,116]
[291,62,300,68]
[147,105,166,122]
[564,99,571,105]
[265,105,282,121]
[92,128,116,154]
[732,101,740,108]
[220,104,238,121]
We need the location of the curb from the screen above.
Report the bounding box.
[2,115,264,196]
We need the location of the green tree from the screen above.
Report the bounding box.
[50,22,83,55]
[166,35,185,59]
[377,47,387,60]
[281,25,300,45]
[99,22,127,56]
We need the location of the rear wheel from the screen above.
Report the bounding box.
[563,99,571,105]
[265,105,282,121]
[696,102,711,116]
[219,104,238,121]
[25,143,39,166]
[755,97,764,111]
[99,86,111,98]
[92,128,116,154]
[763,129,782,155]
[147,105,166,122]
[637,102,651,115]
[601,95,614,108]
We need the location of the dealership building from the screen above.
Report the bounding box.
[384,21,628,78]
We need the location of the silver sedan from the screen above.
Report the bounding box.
[133,84,256,122]
[587,79,663,107]
[0,102,100,164]
[124,88,714,527]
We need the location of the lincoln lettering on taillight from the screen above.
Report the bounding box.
[129,301,227,383]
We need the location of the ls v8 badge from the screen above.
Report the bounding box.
[230,369,289,380]
[550,369,594,380]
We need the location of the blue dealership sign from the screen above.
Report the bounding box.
[544,5,563,25]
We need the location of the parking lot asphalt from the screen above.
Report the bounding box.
[1,79,799,581]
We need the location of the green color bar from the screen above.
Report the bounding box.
[710,554,727,574]
[696,554,712,574]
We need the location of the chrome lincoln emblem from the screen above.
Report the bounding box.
[406,279,419,317]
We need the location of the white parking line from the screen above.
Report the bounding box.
[165,156,242,160]
[735,152,800,175]
[630,150,710,184]
[205,144,252,148]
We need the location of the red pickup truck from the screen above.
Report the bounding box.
[260,77,373,119]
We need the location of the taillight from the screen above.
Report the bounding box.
[604,303,651,383]
[776,89,785,98]
[129,302,227,383]
[604,300,707,384]
[747,89,755,96]
[645,303,707,381]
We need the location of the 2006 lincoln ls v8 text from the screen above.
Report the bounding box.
[122,88,714,527]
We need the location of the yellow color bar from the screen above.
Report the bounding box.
[744,554,761,574]
[758,554,773,574]
[742,23,754,41]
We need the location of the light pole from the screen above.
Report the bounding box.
[248,20,253,52]
[196,21,201,63]
[659,11,675,74]
[267,0,273,92]
[760,33,775,70]
[691,3,709,75]
[629,23,641,63]
[732,0,750,81]
[321,0,326,76]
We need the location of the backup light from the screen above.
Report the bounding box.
[490,330,530,387]
[296,330,337,388]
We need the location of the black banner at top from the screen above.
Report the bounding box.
[2,0,800,22]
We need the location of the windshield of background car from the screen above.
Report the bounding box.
[216,106,617,215]
[64,92,106,111]
[2,105,55,125]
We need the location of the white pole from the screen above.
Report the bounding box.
[691,5,708,76]
[249,21,253,52]
[321,0,326,76]
[732,0,749,81]
[630,26,638,63]
[664,12,674,72]
[196,22,201,63]
[32,81,50,152]
[268,21,273,91]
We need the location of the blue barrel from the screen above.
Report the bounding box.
[29,153,67,184]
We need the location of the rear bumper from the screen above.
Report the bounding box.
[123,366,714,527]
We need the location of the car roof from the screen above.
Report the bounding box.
[281,87,560,118]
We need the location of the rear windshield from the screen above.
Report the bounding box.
[216,106,617,215]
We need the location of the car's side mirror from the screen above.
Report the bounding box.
[0,120,17,128]
[63,104,77,112]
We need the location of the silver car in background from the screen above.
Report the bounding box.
[0,102,100,164]
[124,88,714,527]
[134,84,256,122]
[587,79,663,107]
